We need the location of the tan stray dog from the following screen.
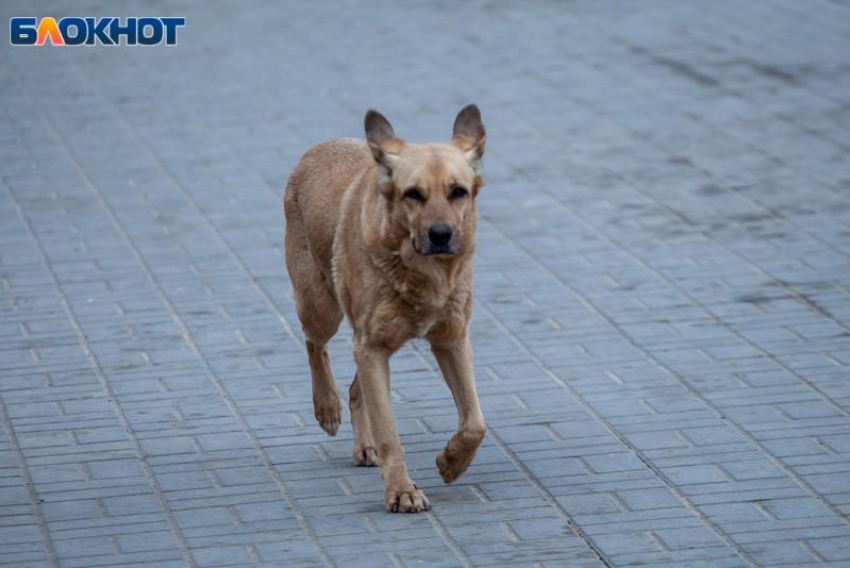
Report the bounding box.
[283,105,487,513]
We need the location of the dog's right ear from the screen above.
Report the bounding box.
[365,110,403,173]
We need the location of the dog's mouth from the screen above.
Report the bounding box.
[412,237,458,257]
[421,245,456,256]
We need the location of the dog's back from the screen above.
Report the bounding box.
[284,138,374,277]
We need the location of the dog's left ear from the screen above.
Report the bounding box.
[452,104,486,167]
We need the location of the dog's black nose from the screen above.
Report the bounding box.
[428,224,453,247]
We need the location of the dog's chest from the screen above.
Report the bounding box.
[395,288,447,339]
[412,317,437,338]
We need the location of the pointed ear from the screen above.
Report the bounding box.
[452,104,486,165]
[365,109,403,170]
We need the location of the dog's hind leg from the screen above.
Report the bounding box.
[285,198,343,436]
[293,276,343,436]
[349,374,377,465]
[304,332,342,436]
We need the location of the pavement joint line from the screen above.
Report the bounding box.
[798,539,827,563]
[8,57,336,568]
[1,178,195,568]
[487,429,616,567]
[0,348,60,568]
[423,509,475,568]
[386,551,405,568]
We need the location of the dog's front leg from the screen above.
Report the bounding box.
[431,335,486,483]
[353,341,430,513]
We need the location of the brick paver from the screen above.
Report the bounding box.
[2,1,850,566]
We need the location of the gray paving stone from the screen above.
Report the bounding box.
[2,0,850,566]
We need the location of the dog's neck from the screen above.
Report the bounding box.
[362,206,469,304]
[375,244,471,311]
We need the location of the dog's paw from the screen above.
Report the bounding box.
[385,483,430,513]
[313,397,342,436]
[436,428,485,483]
[352,446,377,466]
[436,447,476,484]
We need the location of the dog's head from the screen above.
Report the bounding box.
[365,104,485,257]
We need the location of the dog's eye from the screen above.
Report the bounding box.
[403,187,426,202]
[449,185,469,200]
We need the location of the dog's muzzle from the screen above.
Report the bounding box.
[419,224,458,256]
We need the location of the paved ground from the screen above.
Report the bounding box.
[2,1,850,567]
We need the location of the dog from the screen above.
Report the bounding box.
[283,105,487,513]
